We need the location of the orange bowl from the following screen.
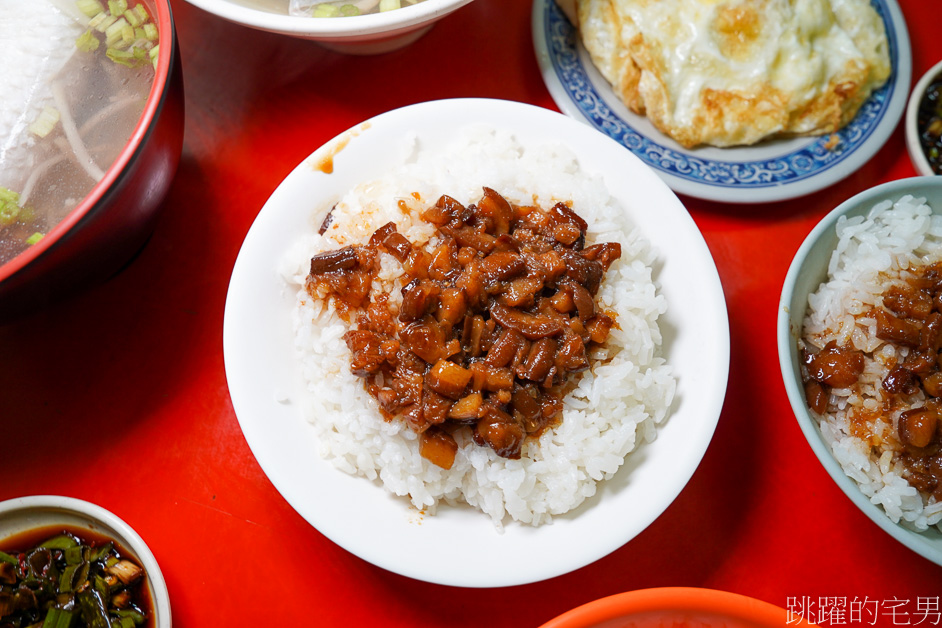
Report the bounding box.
[540,588,818,628]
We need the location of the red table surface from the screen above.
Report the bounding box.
[2,0,941,625]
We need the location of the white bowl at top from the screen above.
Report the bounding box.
[183,0,476,54]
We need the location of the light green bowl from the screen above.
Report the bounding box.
[778,176,942,568]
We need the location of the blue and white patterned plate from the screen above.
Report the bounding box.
[532,0,912,204]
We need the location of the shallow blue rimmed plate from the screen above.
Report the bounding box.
[532,0,912,204]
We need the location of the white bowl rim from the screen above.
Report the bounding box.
[905,58,942,177]
[184,0,474,38]
[777,176,942,567]
[0,495,172,627]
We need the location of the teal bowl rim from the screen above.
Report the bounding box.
[777,176,942,568]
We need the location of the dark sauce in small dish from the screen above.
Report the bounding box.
[0,525,152,628]
[917,76,942,174]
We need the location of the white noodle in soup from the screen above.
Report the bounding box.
[0,0,159,266]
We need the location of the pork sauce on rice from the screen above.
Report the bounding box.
[801,195,942,533]
[280,127,675,528]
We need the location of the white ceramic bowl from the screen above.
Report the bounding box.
[539,588,812,628]
[778,177,942,568]
[183,0,475,54]
[223,97,729,587]
[0,495,172,627]
[905,59,942,176]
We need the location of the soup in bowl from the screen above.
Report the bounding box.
[182,0,476,54]
[0,0,184,322]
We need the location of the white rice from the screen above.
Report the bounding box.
[281,126,675,529]
[802,194,942,533]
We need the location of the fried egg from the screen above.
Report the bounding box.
[574,0,891,147]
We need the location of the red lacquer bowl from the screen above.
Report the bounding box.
[540,588,818,628]
[0,0,184,322]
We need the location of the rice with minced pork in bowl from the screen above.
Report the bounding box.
[801,195,942,533]
[280,126,676,528]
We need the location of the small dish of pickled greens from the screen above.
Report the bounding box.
[917,76,942,175]
[0,527,150,628]
[289,0,425,17]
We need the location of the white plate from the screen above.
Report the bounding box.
[223,98,730,587]
[532,0,912,204]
